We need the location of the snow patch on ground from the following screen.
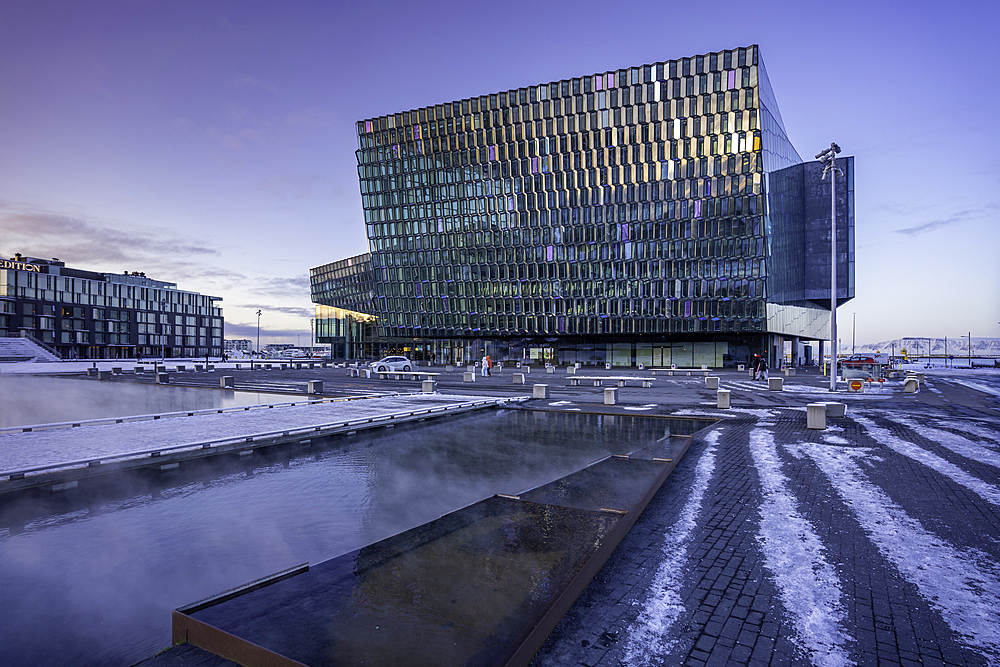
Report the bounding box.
[890,415,1000,471]
[853,415,1000,507]
[624,430,720,666]
[950,379,1000,399]
[798,442,1000,666]
[749,428,854,667]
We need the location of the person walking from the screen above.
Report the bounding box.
[486,355,492,377]
[481,353,489,377]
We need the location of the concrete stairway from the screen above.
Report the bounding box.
[0,336,61,362]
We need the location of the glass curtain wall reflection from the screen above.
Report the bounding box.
[312,45,854,366]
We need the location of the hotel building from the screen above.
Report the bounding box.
[1,254,224,359]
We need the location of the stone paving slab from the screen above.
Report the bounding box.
[529,394,1000,667]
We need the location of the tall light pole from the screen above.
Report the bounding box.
[256,310,262,357]
[852,311,856,355]
[817,142,842,392]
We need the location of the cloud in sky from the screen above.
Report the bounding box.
[248,275,311,299]
[224,323,311,340]
[0,201,249,287]
[894,204,998,237]
[233,303,314,319]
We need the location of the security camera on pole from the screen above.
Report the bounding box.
[816,142,842,392]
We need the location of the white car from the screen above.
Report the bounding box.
[370,356,413,372]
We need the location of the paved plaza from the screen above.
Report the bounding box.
[6,362,1000,666]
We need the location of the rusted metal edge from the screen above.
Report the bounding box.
[177,563,310,615]
[502,434,696,667]
[172,611,310,667]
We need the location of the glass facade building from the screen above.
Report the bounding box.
[312,45,854,367]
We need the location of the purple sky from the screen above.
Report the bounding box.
[2,0,998,346]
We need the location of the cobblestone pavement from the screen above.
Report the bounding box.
[529,373,1000,667]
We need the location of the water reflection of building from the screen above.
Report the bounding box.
[0,254,224,360]
[311,45,854,367]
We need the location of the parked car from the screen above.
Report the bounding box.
[369,356,413,372]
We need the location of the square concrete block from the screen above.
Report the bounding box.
[738,364,745,371]
[156,372,170,384]
[784,368,796,376]
[463,372,476,382]
[533,384,550,399]
[112,367,122,374]
[195,364,204,371]
[567,366,576,375]
[522,366,530,373]
[604,387,618,405]
[421,380,437,394]
[717,389,731,409]
[705,376,720,390]
[807,403,826,430]
[768,377,783,391]
[904,378,919,393]
[86,368,98,377]
[823,402,847,418]
[546,366,554,374]
[221,376,235,388]
[512,373,525,385]
[308,380,323,394]
[98,370,111,380]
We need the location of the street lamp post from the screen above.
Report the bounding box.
[816,142,843,392]
[852,311,856,355]
[256,310,262,358]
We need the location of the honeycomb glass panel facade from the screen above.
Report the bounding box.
[312,45,855,367]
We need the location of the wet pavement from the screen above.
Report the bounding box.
[17,362,1000,667]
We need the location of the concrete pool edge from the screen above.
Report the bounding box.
[167,413,718,667]
[0,394,527,495]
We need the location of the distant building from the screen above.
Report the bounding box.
[311,44,854,368]
[225,339,253,353]
[0,254,224,359]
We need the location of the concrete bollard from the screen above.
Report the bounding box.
[904,378,919,393]
[567,366,576,375]
[701,364,709,370]
[705,376,720,390]
[176,365,186,372]
[112,366,122,375]
[575,362,581,369]
[86,368,98,377]
[195,364,204,372]
[98,370,112,380]
[522,366,530,373]
[206,364,214,371]
[264,363,272,370]
[807,403,827,430]
[546,366,554,374]
[463,372,476,382]
[422,380,437,394]
[605,362,612,370]
[768,377,783,391]
[533,384,550,399]
[604,387,618,405]
[717,389,731,409]
[738,364,745,372]
[280,364,288,370]
[221,376,235,388]
[823,402,847,418]
[307,380,323,394]
[512,373,525,385]
[156,372,170,384]
[784,368,796,376]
